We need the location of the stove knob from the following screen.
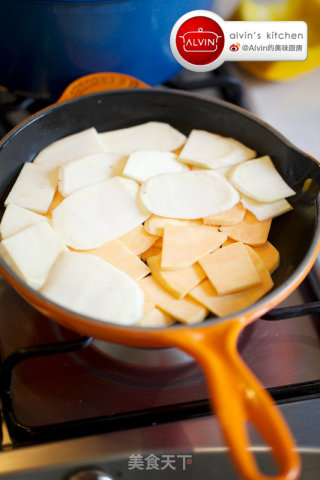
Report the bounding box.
[67,470,114,480]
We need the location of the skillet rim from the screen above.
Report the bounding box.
[0,87,319,333]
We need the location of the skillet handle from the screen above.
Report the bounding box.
[163,320,301,480]
[57,72,149,103]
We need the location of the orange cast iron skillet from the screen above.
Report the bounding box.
[0,73,320,480]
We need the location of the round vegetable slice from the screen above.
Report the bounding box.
[52,177,150,249]
[40,251,144,326]
[122,150,188,183]
[229,155,295,202]
[140,171,239,219]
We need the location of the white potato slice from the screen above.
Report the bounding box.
[241,195,293,221]
[229,156,295,202]
[179,130,256,169]
[99,122,186,155]
[122,150,188,183]
[0,204,48,239]
[190,166,233,178]
[34,127,105,169]
[0,222,67,290]
[140,171,239,219]
[215,166,234,178]
[5,163,58,214]
[52,177,150,250]
[58,152,125,196]
[40,251,144,326]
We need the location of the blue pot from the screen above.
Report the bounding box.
[1,0,214,100]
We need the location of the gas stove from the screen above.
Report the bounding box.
[0,66,320,480]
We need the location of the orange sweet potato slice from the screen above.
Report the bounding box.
[252,241,280,274]
[135,307,174,327]
[244,244,265,269]
[219,211,271,246]
[190,245,273,317]
[172,145,185,156]
[119,224,158,255]
[161,224,226,270]
[46,189,64,218]
[144,215,202,236]
[140,246,162,262]
[139,275,208,324]
[222,238,236,247]
[80,239,150,281]
[199,242,261,295]
[147,254,206,299]
[203,202,246,226]
[153,237,163,249]
[143,296,156,315]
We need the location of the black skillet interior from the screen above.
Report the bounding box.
[0,89,319,293]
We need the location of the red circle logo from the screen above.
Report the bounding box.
[175,16,225,66]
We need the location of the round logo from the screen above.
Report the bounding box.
[170,10,225,72]
[229,43,240,52]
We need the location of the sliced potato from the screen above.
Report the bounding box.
[34,128,105,168]
[0,222,67,290]
[190,166,233,178]
[161,224,227,270]
[40,251,144,326]
[135,307,174,327]
[33,127,104,168]
[190,245,273,317]
[203,202,246,226]
[122,150,188,183]
[222,238,236,247]
[0,204,48,240]
[2,121,288,327]
[229,156,295,202]
[241,195,293,221]
[252,241,280,274]
[140,171,239,219]
[139,275,208,324]
[143,297,156,315]
[179,130,256,169]
[220,211,271,246]
[140,246,162,262]
[153,237,163,249]
[244,244,266,269]
[99,122,186,155]
[58,152,125,196]
[147,254,206,299]
[5,163,58,214]
[144,215,202,236]
[215,166,234,178]
[199,242,261,295]
[52,177,150,250]
[119,225,158,255]
[79,239,150,281]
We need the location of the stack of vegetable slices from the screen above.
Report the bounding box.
[0,122,295,327]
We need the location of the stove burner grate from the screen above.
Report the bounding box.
[1,301,320,448]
